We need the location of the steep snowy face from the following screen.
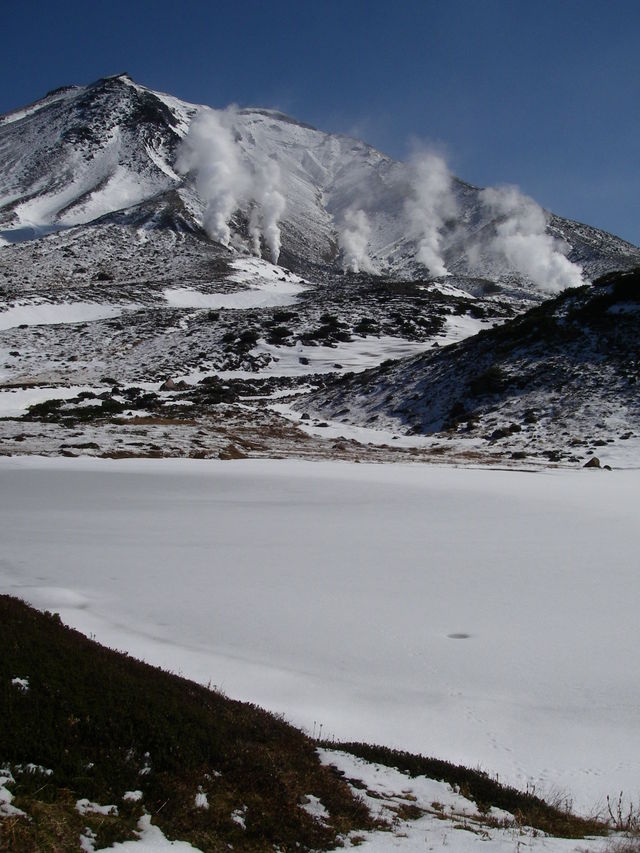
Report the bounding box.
[0,75,191,238]
[1,74,638,288]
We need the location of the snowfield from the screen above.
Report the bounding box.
[0,301,125,331]
[1,456,639,819]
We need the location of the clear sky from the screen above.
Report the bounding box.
[2,0,638,245]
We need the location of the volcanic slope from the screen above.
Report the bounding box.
[1,73,638,287]
[296,268,640,467]
[1,75,640,465]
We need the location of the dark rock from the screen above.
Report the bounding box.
[218,444,247,460]
[584,456,601,468]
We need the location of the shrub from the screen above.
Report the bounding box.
[468,366,507,396]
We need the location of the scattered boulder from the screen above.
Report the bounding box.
[159,378,191,392]
[584,456,601,468]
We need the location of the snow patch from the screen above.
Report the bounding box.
[231,806,247,828]
[299,794,329,822]
[76,798,118,816]
[123,790,143,802]
[194,788,209,809]
[0,386,105,419]
[81,814,204,851]
[0,302,124,332]
[0,769,25,817]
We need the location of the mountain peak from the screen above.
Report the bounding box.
[0,75,638,284]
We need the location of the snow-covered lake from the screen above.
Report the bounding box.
[1,456,638,814]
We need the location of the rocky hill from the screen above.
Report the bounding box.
[296,268,640,467]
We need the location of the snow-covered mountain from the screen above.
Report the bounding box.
[1,74,639,467]
[1,73,638,286]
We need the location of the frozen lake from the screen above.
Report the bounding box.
[1,456,638,813]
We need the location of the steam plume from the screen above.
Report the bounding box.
[480,186,583,292]
[405,151,456,277]
[176,108,249,247]
[338,208,375,273]
[177,108,286,262]
[249,158,286,263]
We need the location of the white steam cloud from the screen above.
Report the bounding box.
[405,151,456,277]
[249,158,286,263]
[338,208,376,273]
[480,186,583,292]
[176,108,248,248]
[177,108,286,263]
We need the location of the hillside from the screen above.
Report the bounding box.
[296,268,640,466]
[0,595,372,851]
[0,594,612,851]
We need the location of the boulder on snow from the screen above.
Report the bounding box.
[159,378,191,392]
[583,456,601,468]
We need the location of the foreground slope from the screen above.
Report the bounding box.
[297,268,640,465]
[0,595,613,851]
[0,595,372,851]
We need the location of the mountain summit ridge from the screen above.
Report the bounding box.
[1,74,638,287]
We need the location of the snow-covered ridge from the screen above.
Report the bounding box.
[0,74,637,286]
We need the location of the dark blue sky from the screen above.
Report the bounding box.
[2,0,638,244]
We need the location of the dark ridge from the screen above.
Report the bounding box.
[44,85,78,98]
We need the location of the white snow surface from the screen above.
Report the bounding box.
[76,798,118,816]
[80,814,203,851]
[230,806,246,829]
[1,456,639,816]
[123,790,143,802]
[322,750,611,852]
[226,256,305,284]
[0,770,25,818]
[194,788,209,810]
[0,302,124,331]
[163,257,306,310]
[0,386,104,418]
[299,794,329,822]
